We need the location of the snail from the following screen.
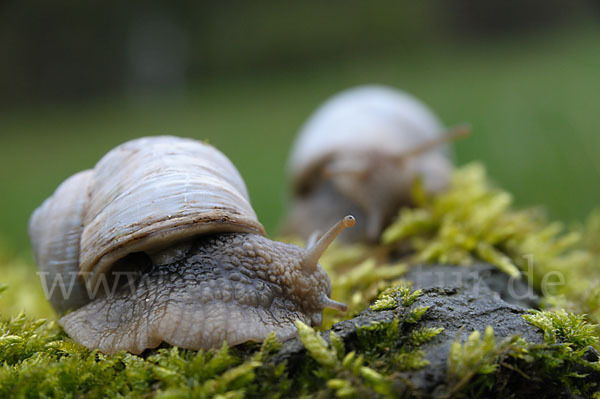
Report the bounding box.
[283,85,469,243]
[29,136,352,355]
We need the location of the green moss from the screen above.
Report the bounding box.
[384,164,600,325]
[2,165,600,397]
[523,309,598,352]
[409,327,444,346]
[356,287,444,374]
[385,163,554,277]
[0,313,280,398]
[296,321,338,369]
[444,312,600,398]
[447,326,505,392]
[296,320,394,398]
[398,287,422,307]
[321,256,407,327]
[370,288,398,311]
[370,285,424,313]
[406,306,429,324]
[356,319,402,358]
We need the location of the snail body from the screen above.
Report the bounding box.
[29,136,351,354]
[285,85,463,243]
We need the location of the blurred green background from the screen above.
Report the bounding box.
[1,0,600,259]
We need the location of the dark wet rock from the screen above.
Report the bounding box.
[403,263,540,309]
[273,264,598,398]
[582,346,600,363]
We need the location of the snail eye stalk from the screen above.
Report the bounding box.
[302,215,355,271]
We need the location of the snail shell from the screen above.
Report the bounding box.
[284,85,456,243]
[29,136,350,354]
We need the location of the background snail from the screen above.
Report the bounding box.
[29,136,351,355]
[283,85,469,243]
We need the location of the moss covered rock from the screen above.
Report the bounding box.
[270,266,600,397]
[2,163,600,398]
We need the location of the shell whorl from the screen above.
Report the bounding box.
[30,136,266,310]
[287,85,451,192]
[29,171,93,313]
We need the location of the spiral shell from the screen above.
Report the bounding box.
[29,171,93,313]
[29,136,265,312]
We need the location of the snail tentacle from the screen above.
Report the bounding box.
[302,215,355,271]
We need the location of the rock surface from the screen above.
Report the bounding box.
[404,263,540,309]
[273,264,598,397]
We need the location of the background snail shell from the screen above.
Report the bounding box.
[29,136,349,354]
[284,85,455,243]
